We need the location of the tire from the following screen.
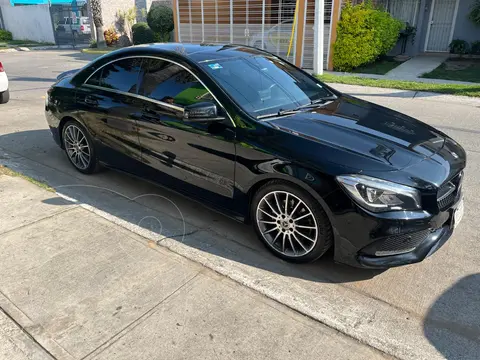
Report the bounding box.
[251,180,333,263]
[62,120,99,174]
[0,89,9,104]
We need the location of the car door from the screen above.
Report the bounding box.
[135,57,236,208]
[76,57,143,172]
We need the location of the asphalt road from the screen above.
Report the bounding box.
[1,50,479,360]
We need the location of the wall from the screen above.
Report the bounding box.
[0,4,55,43]
[99,0,135,30]
[452,0,480,44]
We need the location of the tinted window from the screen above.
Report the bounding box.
[139,59,213,107]
[202,55,332,117]
[88,58,142,94]
[86,67,102,86]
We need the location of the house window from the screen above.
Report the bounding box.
[379,0,420,26]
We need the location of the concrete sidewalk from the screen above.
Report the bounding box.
[326,54,478,86]
[0,173,386,360]
[384,55,448,80]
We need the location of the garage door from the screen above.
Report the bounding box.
[176,0,332,69]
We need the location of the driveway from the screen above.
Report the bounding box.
[1,50,479,360]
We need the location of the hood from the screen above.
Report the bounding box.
[56,68,80,81]
[267,95,452,175]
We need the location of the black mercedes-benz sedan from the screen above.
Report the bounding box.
[45,43,466,268]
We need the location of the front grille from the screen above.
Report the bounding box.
[437,172,463,211]
[361,229,430,257]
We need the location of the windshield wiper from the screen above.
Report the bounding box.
[256,108,303,120]
[294,96,338,110]
[256,96,338,120]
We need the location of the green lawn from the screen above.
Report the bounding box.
[0,40,55,48]
[421,59,480,83]
[352,57,404,75]
[317,73,480,98]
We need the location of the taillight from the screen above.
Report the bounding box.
[80,25,84,31]
[0,62,4,72]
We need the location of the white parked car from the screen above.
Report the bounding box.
[0,61,9,104]
[57,17,91,35]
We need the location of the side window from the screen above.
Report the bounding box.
[86,67,102,86]
[87,58,142,94]
[139,59,214,107]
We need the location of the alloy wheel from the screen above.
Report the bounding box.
[256,191,318,257]
[64,124,91,170]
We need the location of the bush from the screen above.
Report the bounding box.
[0,30,13,41]
[89,39,98,48]
[147,5,174,41]
[104,27,120,47]
[449,39,469,54]
[132,22,155,44]
[153,31,170,42]
[471,41,480,55]
[333,2,403,71]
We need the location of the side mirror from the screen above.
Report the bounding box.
[183,102,225,122]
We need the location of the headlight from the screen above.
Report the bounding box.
[336,175,421,212]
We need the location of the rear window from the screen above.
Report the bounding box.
[86,58,142,94]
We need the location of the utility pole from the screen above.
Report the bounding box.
[313,0,324,74]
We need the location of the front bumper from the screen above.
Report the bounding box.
[356,225,452,268]
[333,197,462,269]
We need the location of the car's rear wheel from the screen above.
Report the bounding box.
[0,89,9,104]
[251,181,333,263]
[62,120,99,174]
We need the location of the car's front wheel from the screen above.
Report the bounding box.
[0,89,9,104]
[62,120,99,174]
[251,181,333,263]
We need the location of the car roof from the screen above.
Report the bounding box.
[109,43,271,64]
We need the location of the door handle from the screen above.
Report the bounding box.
[84,95,98,106]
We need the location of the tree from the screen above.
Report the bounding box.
[147,5,174,42]
[116,7,137,44]
[91,0,106,48]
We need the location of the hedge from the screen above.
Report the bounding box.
[0,30,13,42]
[333,2,403,72]
[132,22,155,45]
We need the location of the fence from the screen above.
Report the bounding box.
[50,3,92,46]
[175,0,333,69]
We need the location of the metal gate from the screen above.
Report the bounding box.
[50,1,92,46]
[425,0,459,52]
[176,0,332,69]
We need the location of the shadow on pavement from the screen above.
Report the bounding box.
[8,76,58,83]
[424,274,480,359]
[0,129,385,285]
[58,50,102,62]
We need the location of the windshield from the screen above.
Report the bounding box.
[202,55,333,118]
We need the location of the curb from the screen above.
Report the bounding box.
[0,45,89,53]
